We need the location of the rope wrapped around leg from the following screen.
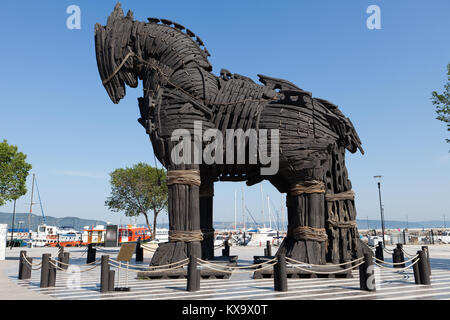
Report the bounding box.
[169,230,203,242]
[287,224,328,242]
[289,180,325,196]
[167,170,201,187]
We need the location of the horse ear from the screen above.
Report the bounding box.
[112,2,124,18]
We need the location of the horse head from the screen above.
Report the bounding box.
[94,3,139,104]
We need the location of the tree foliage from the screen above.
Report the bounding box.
[431,63,450,144]
[105,163,167,239]
[0,139,32,206]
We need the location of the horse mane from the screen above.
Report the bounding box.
[146,17,211,58]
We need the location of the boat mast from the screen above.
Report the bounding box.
[241,187,246,230]
[267,195,272,230]
[28,173,35,234]
[234,190,237,232]
[260,184,265,229]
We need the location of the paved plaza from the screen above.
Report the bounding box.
[2,244,450,300]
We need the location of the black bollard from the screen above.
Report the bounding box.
[375,242,384,262]
[359,253,376,291]
[40,254,51,288]
[22,256,32,280]
[48,262,57,287]
[135,241,143,263]
[243,232,246,246]
[418,250,431,285]
[393,244,405,268]
[100,255,110,293]
[412,253,421,285]
[266,241,272,257]
[108,270,115,292]
[57,246,64,269]
[187,253,199,292]
[18,250,26,279]
[87,244,97,264]
[421,246,431,275]
[222,239,230,257]
[274,253,288,292]
[62,252,70,270]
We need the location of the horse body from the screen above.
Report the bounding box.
[95,4,370,265]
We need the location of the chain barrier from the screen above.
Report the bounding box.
[197,259,277,274]
[107,260,189,274]
[401,248,416,258]
[373,257,420,272]
[285,256,364,268]
[21,253,42,267]
[383,247,394,254]
[285,258,365,274]
[197,257,277,270]
[48,258,100,273]
[109,258,189,270]
[373,254,419,266]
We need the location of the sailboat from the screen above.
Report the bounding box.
[246,185,278,246]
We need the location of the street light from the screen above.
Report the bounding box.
[374,175,386,247]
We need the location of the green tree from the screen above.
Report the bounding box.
[105,163,167,240]
[0,139,32,206]
[431,63,450,144]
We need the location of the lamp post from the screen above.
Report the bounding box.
[374,175,386,247]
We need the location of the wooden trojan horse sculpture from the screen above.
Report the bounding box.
[95,4,368,266]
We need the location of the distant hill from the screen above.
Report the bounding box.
[1,212,446,232]
[0,212,107,232]
[211,219,448,230]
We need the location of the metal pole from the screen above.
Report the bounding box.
[377,181,386,247]
[10,199,17,249]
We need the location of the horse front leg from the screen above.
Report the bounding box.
[150,162,202,266]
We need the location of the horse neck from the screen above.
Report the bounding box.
[135,21,211,75]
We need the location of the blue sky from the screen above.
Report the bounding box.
[0,0,449,227]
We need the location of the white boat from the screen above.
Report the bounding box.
[31,224,82,247]
[437,231,450,244]
[246,227,278,246]
[214,234,227,246]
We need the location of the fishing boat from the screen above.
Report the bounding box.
[118,225,152,243]
[31,224,82,247]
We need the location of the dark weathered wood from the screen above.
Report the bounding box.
[40,254,50,288]
[95,3,365,267]
[418,250,431,285]
[359,253,375,292]
[100,255,110,293]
